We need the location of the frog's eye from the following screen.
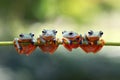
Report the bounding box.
[53,30,57,33]
[42,30,46,34]
[69,32,73,35]
[100,31,103,36]
[19,34,24,37]
[29,33,34,37]
[88,30,93,35]
[62,31,66,34]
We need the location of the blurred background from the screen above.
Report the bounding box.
[0,0,120,80]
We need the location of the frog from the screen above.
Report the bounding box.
[14,33,37,55]
[62,31,83,51]
[37,29,59,54]
[80,30,104,53]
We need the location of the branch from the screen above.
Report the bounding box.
[0,41,120,46]
[104,42,120,46]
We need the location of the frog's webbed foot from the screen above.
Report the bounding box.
[14,38,22,50]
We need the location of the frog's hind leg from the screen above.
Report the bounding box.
[38,45,49,53]
[40,35,46,43]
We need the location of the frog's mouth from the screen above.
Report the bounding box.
[66,36,80,41]
[42,36,55,40]
[87,37,99,41]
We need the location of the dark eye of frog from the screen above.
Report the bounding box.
[88,30,93,35]
[42,30,46,34]
[99,31,103,36]
[62,32,64,34]
[29,33,34,37]
[53,30,57,34]
[19,34,24,37]
[62,31,66,34]
[69,32,73,35]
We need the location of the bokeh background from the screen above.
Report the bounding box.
[0,0,120,80]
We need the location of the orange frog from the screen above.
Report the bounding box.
[62,31,82,51]
[37,29,59,54]
[14,33,37,55]
[80,30,104,53]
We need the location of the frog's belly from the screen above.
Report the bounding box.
[80,45,103,53]
[71,44,79,48]
[19,44,36,55]
[38,44,58,54]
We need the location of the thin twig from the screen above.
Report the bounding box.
[0,41,120,46]
[104,42,120,46]
[0,41,13,46]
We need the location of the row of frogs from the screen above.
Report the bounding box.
[14,29,104,56]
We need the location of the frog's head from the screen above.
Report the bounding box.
[62,31,79,39]
[41,29,57,40]
[19,33,34,39]
[87,30,103,41]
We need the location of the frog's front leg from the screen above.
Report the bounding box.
[53,38,57,43]
[65,39,72,44]
[53,38,60,45]
[62,38,71,44]
[83,35,88,45]
[62,38,72,51]
[40,35,46,43]
[14,38,22,50]
[94,40,101,45]
[79,34,83,44]
[96,39,104,45]
[31,38,36,44]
